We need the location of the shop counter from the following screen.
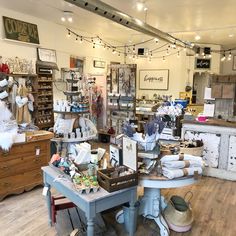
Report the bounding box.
[182,119,236,180]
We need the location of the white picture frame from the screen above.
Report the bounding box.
[139,69,169,90]
[37,48,57,63]
[122,137,137,171]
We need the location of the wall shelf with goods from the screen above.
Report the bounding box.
[53,68,97,147]
[36,65,54,130]
[107,64,137,134]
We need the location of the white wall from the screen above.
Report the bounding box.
[221,56,236,74]
[0,6,221,101]
[0,6,124,76]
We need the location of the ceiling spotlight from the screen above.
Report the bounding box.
[61,11,73,23]
[195,35,201,41]
[136,1,145,11]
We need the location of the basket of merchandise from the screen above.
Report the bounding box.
[97,137,138,192]
[73,175,100,194]
[179,140,204,157]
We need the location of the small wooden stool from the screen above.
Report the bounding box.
[51,196,75,224]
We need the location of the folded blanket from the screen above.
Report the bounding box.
[162,167,202,179]
[161,154,202,163]
[162,160,204,169]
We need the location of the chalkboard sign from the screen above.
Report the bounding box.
[195,58,211,69]
[3,16,39,44]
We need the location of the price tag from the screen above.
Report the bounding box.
[36,148,40,156]
[42,186,49,196]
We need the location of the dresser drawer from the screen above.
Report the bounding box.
[0,140,50,161]
[0,169,43,196]
[0,153,49,178]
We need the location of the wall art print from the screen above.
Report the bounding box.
[139,69,169,90]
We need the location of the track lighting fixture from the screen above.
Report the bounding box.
[61,11,73,23]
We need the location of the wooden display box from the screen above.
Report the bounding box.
[97,137,138,192]
[97,167,138,192]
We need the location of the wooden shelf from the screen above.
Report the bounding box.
[38,107,53,111]
[38,80,53,82]
[63,91,81,96]
[38,94,53,97]
[10,73,38,77]
[53,110,89,114]
[37,100,53,104]
[38,87,52,90]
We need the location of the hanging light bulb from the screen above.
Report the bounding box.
[93,43,96,49]
[132,55,136,60]
[112,48,116,54]
[75,35,78,42]
[91,38,94,43]
[133,45,135,53]
[148,57,152,62]
[154,38,159,43]
[221,53,226,62]
[228,51,232,61]
[163,56,166,61]
[183,45,187,51]
[80,37,83,43]
[172,41,176,49]
[103,44,106,50]
[208,54,212,58]
[150,51,153,57]
[67,30,71,37]
[166,49,170,55]
[177,51,180,58]
[118,52,121,56]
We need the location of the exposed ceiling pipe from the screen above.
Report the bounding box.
[64,0,192,48]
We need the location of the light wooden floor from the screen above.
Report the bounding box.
[0,176,235,236]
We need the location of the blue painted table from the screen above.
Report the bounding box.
[42,166,137,236]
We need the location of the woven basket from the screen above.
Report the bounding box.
[179,145,203,157]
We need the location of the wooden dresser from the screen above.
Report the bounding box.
[0,132,53,201]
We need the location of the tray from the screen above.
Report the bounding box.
[97,167,138,192]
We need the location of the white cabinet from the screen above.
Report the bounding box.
[184,131,220,168]
[182,121,236,180]
[228,135,236,172]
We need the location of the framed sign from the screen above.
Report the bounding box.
[195,58,211,69]
[3,16,39,44]
[37,48,57,63]
[233,55,236,70]
[93,60,106,68]
[139,69,169,90]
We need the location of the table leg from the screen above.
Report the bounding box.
[153,214,169,236]
[45,183,52,226]
[128,202,136,236]
[139,188,169,236]
[87,218,94,236]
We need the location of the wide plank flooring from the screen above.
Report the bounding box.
[0,176,235,236]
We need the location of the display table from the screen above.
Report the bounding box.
[42,166,137,236]
[139,174,198,236]
[182,119,236,180]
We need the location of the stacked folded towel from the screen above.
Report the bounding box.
[161,154,204,179]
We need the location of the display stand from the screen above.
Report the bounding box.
[107,64,136,134]
[36,65,54,129]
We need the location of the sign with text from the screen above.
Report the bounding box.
[3,16,40,44]
[139,69,169,90]
[195,58,211,69]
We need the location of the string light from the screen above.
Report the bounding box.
[166,49,170,55]
[228,51,232,61]
[221,53,226,62]
[177,51,180,58]
[112,48,116,54]
[93,43,95,49]
[75,35,78,42]
[67,30,71,37]
[154,38,159,43]
[80,37,83,43]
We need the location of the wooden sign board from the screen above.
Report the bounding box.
[3,16,40,44]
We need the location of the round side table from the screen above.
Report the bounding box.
[138,174,198,236]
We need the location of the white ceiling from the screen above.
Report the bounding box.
[1,0,236,48]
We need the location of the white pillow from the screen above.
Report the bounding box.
[54,117,75,134]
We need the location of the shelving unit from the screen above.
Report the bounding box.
[107,64,136,134]
[36,66,54,129]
